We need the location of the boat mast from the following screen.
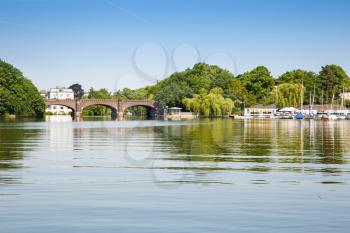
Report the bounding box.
[341,85,345,110]
[309,95,312,113]
[300,81,304,112]
[275,85,278,108]
[312,84,316,110]
[321,90,324,112]
[331,86,336,112]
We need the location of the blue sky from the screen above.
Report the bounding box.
[1,0,350,91]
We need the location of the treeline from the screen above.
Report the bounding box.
[84,63,350,116]
[0,59,45,117]
[2,57,348,118]
[116,63,350,115]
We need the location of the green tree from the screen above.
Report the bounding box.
[154,82,193,107]
[69,83,84,99]
[318,65,350,104]
[114,87,150,100]
[239,66,275,104]
[226,78,256,109]
[275,83,302,108]
[278,70,319,104]
[183,88,234,116]
[0,59,45,117]
[149,63,237,107]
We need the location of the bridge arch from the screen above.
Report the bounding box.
[79,100,119,119]
[119,100,160,118]
[45,99,77,117]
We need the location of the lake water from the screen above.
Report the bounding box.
[1,116,350,233]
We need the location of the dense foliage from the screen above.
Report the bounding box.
[183,88,234,116]
[114,87,151,100]
[275,83,302,108]
[319,65,350,103]
[277,69,318,105]
[0,59,45,117]
[239,66,275,104]
[149,63,236,108]
[146,63,350,112]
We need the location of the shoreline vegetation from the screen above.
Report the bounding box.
[1,58,350,118]
[0,59,45,118]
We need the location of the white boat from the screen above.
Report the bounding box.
[321,113,338,120]
[336,113,346,120]
[274,111,294,119]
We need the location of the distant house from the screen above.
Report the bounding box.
[164,107,197,120]
[167,107,182,115]
[48,88,74,100]
[46,88,74,115]
[244,104,277,118]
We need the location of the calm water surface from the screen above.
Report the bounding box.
[1,116,350,233]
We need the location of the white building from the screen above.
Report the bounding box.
[244,104,277,118]
[46,88,74,115]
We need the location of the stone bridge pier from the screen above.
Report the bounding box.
[45,99,162,120]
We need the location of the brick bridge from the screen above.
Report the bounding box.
[45,99,161,118]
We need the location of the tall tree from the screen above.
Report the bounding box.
[154,82,193,107]
[318,65,350,104]
[0,59,45,117]
[69,83,84,99]
[240,66,275,104]
[277,70,319,104]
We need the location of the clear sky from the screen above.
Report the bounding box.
[1,0,350,92]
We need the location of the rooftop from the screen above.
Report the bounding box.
[247,104,277,109]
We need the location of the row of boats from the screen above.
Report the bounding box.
[274,112,349,120]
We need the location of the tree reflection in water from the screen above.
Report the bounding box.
[0,124,41,184]
[157,119,350,177]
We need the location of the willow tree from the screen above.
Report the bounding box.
[183,88,234,116]
[276,83,302,108]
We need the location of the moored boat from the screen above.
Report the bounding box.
[335,113,346,120]
[321,113,338,120]
[295,112,304,120]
